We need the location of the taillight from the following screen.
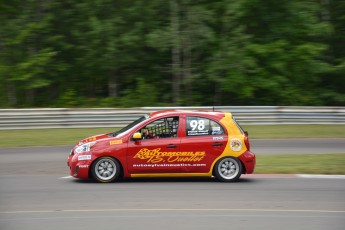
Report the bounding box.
[244,131,250,151]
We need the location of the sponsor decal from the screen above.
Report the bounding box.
[86,137,96,142]
[213,136,224,141]
[133,163,206,168]
[188,130,209,136]
[134,148,205,163]
[212,126,221,131]
[211,126,222,135]
[79,165,89,168]
[78,155,92,161]
[230,138,242,151]
[109,140,123,145]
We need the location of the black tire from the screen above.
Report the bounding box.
[214,157,242,182]
[91,157,121,183]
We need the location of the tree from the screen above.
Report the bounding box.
[319,0,345,105]
[0,0,344,108]
[0,0,58,106]
[239,0,332,105]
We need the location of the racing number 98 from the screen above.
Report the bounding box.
[190,120,205,131]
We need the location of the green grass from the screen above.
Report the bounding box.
[255,154,345,174]
[0,124,344,147]
[0,128,112,147]
[242,124,345,139]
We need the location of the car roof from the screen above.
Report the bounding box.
[149,110,230,120]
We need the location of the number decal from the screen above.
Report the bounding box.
[190,120,198,131]
[190,120,205,131]
[198,120,205,130]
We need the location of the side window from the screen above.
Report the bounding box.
[186,116,224,136]
[210,120,225,135]
[139,116,179,139]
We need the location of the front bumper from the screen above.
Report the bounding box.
[67,154,92,179]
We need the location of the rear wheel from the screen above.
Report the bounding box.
[91,157,120,183]
[214,157,242,182]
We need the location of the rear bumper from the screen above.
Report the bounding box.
[238,150,256,174]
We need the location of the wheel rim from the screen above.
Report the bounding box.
[95,158,116,180]
[218,158,239,180]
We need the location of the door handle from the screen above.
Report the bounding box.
[212,142,223,147]
[166,144,177,148]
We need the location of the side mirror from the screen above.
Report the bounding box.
[132,132,142,140]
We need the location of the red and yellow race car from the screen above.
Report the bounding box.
[67,110,255,182]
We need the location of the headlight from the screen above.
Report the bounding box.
[75,142,96,154]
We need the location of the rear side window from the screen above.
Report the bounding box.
[186,116,224,136]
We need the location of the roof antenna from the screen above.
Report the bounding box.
[212,86,216,112]
[213,98,215,112]
[212,94,215,112]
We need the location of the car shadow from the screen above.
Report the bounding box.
[70,177,255,184]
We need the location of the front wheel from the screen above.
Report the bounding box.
[214,157,242,182]
[91,157,121,183]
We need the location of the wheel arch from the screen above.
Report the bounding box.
[88,155,124,179]
[239,159,246,174]
[213,156,243,182]
[212,156,245,175]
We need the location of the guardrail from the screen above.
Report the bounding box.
[0,106,344,130]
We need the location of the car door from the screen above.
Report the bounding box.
[127,116,182,174]
[179,116,228,173]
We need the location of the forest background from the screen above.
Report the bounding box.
[1,0,344,108]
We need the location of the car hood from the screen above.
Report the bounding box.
[79,133,111,144]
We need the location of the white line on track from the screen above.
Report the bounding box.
[58,174,345,179]
[1,208,345,215]
[59,176,73,179]
[297,174,345,179]
[243,174,345,179]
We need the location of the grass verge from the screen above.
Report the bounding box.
[0,124,344,147]
[242,124,345,139]
[255,153,345,174]
[0,128,112,147]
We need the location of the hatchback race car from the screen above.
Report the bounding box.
[67,110,255,182]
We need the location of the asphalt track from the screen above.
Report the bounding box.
[0,138,344,230]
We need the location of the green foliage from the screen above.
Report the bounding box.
[0,0,344,108]
[57,89,80,107]
[119,78,159,107]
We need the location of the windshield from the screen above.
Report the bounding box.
[109,115,149,137]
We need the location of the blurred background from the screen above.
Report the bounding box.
[0,0,344,108]
[1,3,345,229]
